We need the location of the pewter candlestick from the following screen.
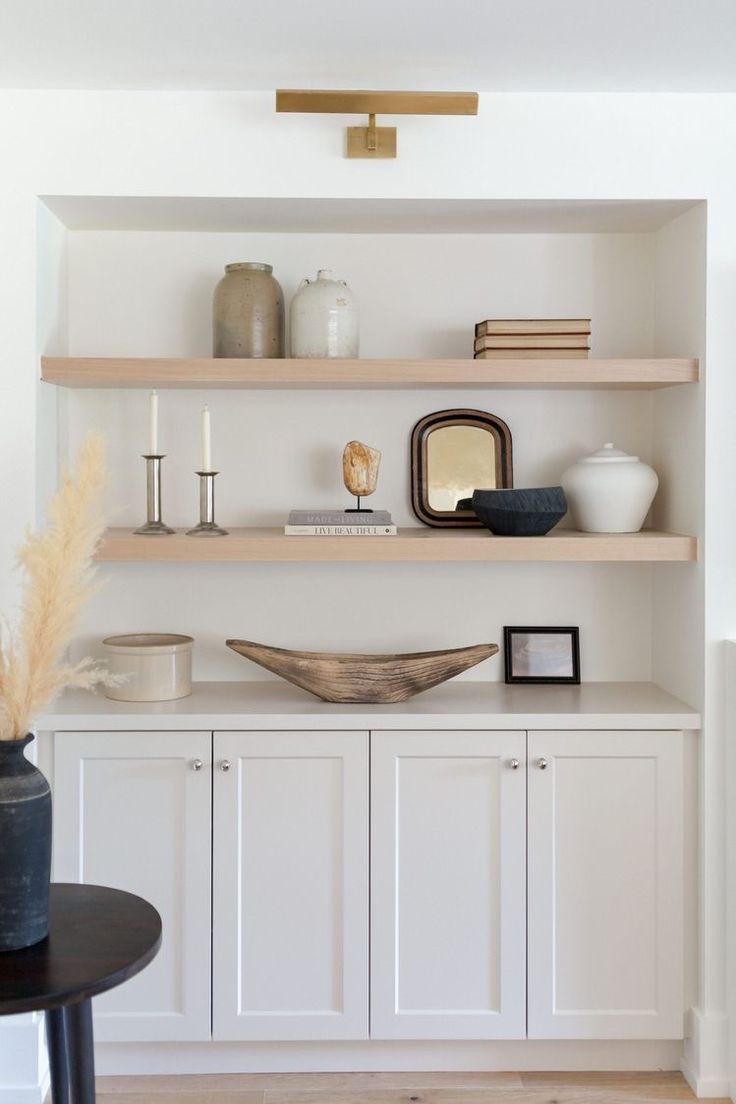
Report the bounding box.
[134,455,175,535]
[186,471,228,537]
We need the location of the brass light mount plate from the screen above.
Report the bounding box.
[347,115,396,159]
[276,90,478,159]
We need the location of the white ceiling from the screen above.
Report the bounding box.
[2,0,736,93]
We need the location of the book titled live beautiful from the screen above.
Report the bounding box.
[285,525,397,536]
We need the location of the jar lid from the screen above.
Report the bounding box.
[581,442,639,464]
[102,633,193,652]
[225,262,273,274]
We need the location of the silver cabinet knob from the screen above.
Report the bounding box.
[538,757,548,770]
[220,759,231,772]
[509,758,520,770]
[191,759,203,772]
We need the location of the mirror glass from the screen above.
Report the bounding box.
[426,425,497,511]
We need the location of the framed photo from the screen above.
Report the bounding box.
[503,626,580,685]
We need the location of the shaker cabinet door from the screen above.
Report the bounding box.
[370,730,526,1039]
[527,730,684,1039]
[212,730,369,1041]
[53,730,212,1041]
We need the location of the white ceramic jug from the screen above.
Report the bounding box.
[561,442,658,533]
[290,270,359,358]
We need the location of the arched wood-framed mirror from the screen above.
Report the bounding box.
[411,408,514,527]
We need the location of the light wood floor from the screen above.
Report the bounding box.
[93,1071,732,1104]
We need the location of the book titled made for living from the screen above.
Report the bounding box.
[288,509,392,525]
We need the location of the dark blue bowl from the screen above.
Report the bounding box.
[472,487,568,536]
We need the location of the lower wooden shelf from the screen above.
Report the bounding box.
[96,527,698,563]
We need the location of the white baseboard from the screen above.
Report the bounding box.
[97,1039,683,1077]
[680,1007,730,1098]
[680,1065,731,1100]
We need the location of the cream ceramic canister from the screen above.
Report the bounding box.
[290,269,359,358]
[561,443,659,533]
[102,633,193,702]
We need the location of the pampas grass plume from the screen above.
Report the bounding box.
[0,433,112,740]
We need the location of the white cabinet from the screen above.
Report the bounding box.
[527,730,683,1039]
[212,730,369,1040]
[53,731,212,1042]
[51,723,685,1047]
[370,730,527,1039]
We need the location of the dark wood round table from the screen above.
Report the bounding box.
[0,884,161,1103]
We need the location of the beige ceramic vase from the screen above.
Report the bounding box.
[213,262,285,358]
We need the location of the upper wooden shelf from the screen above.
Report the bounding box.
[41,357,700,390]
[96,528,698,564]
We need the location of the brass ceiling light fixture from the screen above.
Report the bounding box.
[275,89,479,158]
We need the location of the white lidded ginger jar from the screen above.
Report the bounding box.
[290,269,359,358]
[561,443,659,533]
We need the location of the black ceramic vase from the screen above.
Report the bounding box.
[0,735,51,951]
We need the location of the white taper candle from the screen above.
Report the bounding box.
[202,405,212,471]
[149,390,158,454]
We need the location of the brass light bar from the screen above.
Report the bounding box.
[275,89,479,158]
[276,90,478,115]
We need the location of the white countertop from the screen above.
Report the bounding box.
[38,680,700,732]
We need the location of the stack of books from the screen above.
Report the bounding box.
[285,509,396,536]
[474,318,591,359]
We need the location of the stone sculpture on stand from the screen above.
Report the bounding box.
[342,440,381,512]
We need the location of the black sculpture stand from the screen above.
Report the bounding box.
[345,495,373,513]
[0,883,161,1102]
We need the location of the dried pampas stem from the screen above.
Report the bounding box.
[0,433,112,740]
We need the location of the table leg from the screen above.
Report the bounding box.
[45,1008,70,1104]
[65,999,95,1103]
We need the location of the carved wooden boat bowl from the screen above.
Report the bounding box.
[226,639,499,704]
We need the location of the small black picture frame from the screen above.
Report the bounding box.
[503,626,580,685]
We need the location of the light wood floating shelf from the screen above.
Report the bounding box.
[41,357,700,390]
[96,528,698,564]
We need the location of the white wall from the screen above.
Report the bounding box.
[58,226,656,681]
[651,205,706,709]
[0,1015,47,1104]
[0,89,735,1095]
[726,641,736,1101]
[35,203,67,523]
[63,229,654,359]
